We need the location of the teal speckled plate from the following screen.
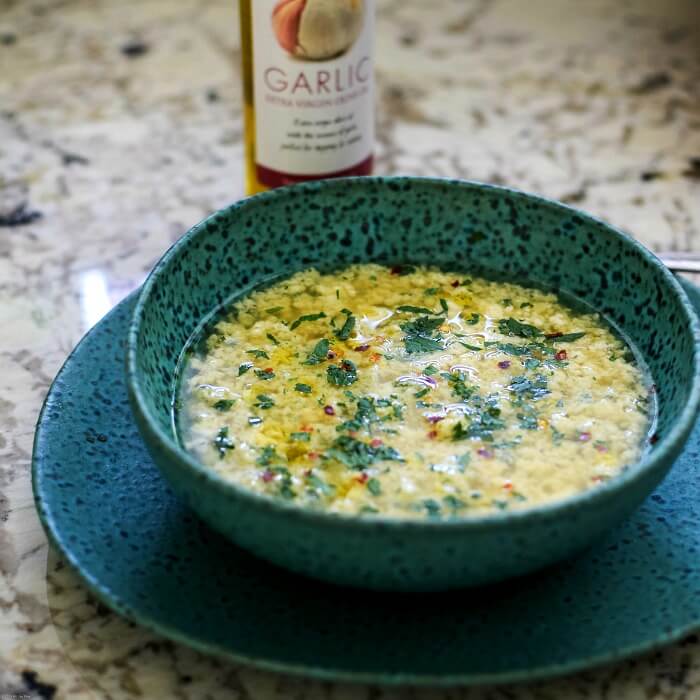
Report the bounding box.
[32,280,700,686]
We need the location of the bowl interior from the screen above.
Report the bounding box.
[129,178,698,482]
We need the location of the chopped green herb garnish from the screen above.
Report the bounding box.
[266,333,280,345]
[290,312,327,330]
[424,287,440,296]
[295,383,312,394]
[334,309,356,341]
[500,298,513,307]
[524,358,541,370]
[498,318,542,338]
[302,338,330,365]
[520,302,534,309]
[423,364,439,376]
[213,399,234,411]
[306,472,334,496]
[290,431,311,442]
[325,435,402,470]
[465,313,480,325]
[214,426,234,458]
[255,368,275,380]
[254,394,275,409]
[327,360,358,386]
[247,349,269,359]
[257,445,281,466]
[551,426,565,445]
[458,342,481,351]
[422,499,441,518]
[400,315,444,354]
[238,362,253,376]
[367,477,382,496]
[439,298,449,314]
[443,495,466,512]
[509,374,550,401]
[414,388,430,399]
[518,412,539,430]
[266,306,283,314]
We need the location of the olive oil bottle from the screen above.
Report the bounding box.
[239,0,375,195]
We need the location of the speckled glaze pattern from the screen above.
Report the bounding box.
[126,177,700,592]
[33,281,700,685]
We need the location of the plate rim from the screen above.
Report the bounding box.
[31,284,700,688]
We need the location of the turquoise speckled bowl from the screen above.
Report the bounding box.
[126,177,700,592]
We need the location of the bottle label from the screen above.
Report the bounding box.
[251,0,374,187]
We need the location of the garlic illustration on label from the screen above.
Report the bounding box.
[272,0,364,61]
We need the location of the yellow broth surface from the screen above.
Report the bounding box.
[176,264,653,519]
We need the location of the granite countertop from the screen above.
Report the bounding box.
[1,0,699,697]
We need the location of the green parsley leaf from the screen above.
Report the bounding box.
[422,499,441,518]
[254,394,274,409]
[520,302,534,309]
[290,431,311,442]
[238,362,253,376]
[214,426,234,458]
[367,477,382,496]
[414,388,430,399]
[290,312,327,330]
[439,298,449,315]
[459,342,481,351]
[327,360,358,386]
[498,318,542,338]
[247,349,269,359]
[302,338,330,365]
[266,333,280,345]
[465,313,480,325]
[257,445,281,466]
[213,399,234,411]
[255,368,275,380]
[424,287,440,296]
[295,383,312,394]
[423,364,439,376]
[266,306,283,314]
[325,435,402,470]
[334,309,356,341]
[500,298,513,307]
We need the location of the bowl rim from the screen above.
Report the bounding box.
[126,176,700,531]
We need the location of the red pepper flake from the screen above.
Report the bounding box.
[354,344,370,352]
[497,360,511,369]
[261,469,275,483]
[327,350,337,360]
[341,360,354,371]
[555,349,568,361]
[477,448,494,459]
[300,424,313,433]
[579,431,592,442]
[649,432,659,445]
[356,472,369,484]
[369,352,381,363]
[427,430,439,439]
[503,481,513,490]
[426,415,445,424]
[264,367,274,373]
[545,331,563,339]
[324,405,335,416]
[370,438,384,447]
[307,452,319,460]
[451,279,460,288]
